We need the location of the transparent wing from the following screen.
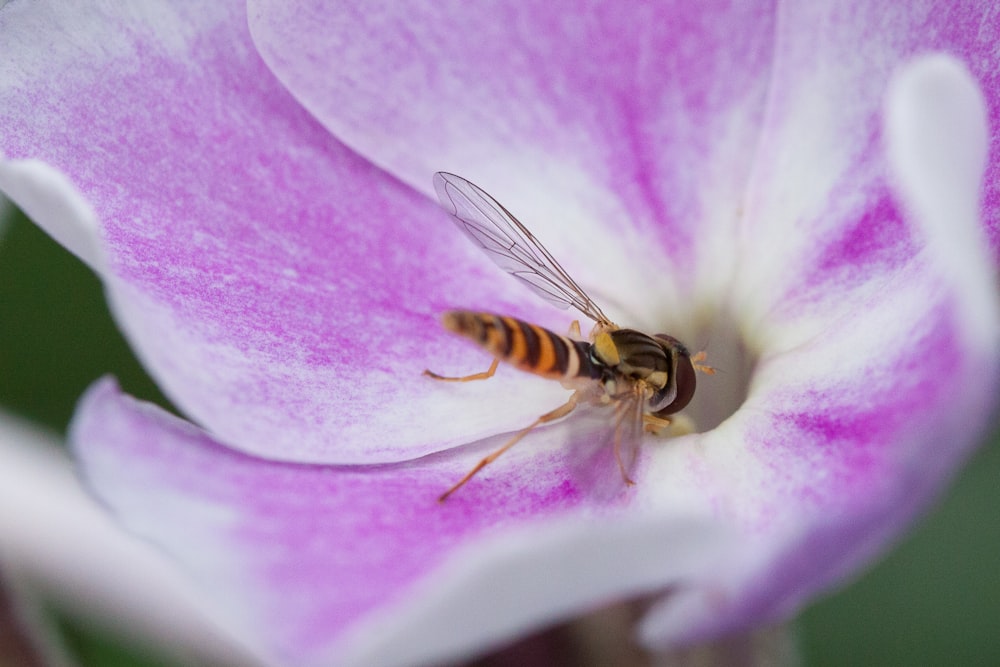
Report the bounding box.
[433,172,612,325]
[568,392,644,501]
[612,389,644,485]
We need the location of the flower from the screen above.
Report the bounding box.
[1,2,998,666]
[0,410,259,664]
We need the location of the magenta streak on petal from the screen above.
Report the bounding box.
[765,0,1000,263]
[806,124,916,288]
[753,89,923,315]
[0,5,568,461]
[230,455,582,655]
[953,20,1000,261]
[600,7,774,276]
[768,180,919,327]
[813,190,914,279]
[249,0,777,281]
[690,314,975,640]
[752,299,957,515]
[667,300,982,644]
[54,42,455,366]
[735,2,1000,330]
[800,181,919,300]
[73,381,593,661]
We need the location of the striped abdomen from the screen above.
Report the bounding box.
[442,311,600,380]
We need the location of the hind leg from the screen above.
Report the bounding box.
[439,391,580,501]
[423,358,499,382]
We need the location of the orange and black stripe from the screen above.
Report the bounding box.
[441,310,601,380]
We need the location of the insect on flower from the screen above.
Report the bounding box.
[426,172,714,501]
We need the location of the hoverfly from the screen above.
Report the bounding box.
[425,172,713,501]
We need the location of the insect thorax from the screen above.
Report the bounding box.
[593,329,695,415]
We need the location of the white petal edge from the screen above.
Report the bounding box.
[0,158,104,271]
[885,54,998,352]
[0,411,264,666]
[337,512,738,667]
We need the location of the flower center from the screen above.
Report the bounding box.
[676,310,755,433]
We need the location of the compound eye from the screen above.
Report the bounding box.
[660,353,696,416]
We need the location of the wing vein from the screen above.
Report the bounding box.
[433,172,612,325]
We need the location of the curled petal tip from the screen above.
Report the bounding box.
[0,158,105,271]
[885,53,998,352]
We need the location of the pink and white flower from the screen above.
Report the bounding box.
[0,2,997,666]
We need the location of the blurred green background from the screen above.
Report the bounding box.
[1,205,998,666]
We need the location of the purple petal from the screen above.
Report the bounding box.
[19,1,1000,660]
[249,1,778,322]
[0,412,260,665]
[74,224,999,661]
[732,2,1000,344]
[639,55,1000,645]
[72,379,739,667]
[73,62,1000,647]
[0,2,571,462]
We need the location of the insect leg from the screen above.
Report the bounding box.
[568,320,582,339]
[423,358,500,382]
[643,413,672,435]
[438,391,580,502]
[690,351,716,375]
[611,398,640,486]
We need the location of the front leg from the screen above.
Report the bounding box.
[643,413,672,435]
[645,413,696,437]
